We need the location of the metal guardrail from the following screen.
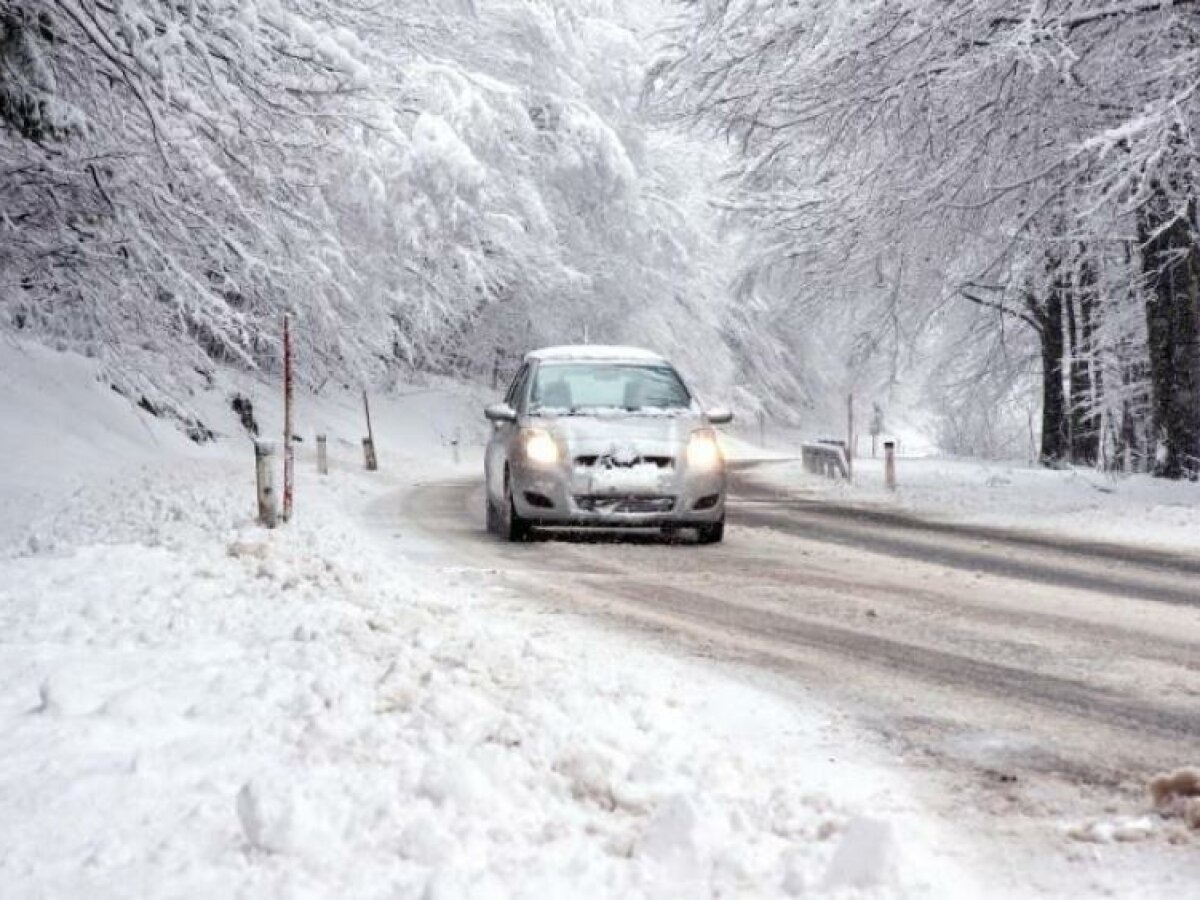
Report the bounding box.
[801,441,850,480]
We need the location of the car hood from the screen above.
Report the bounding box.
[528,411,703,456]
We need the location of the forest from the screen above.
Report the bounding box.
[3,1,1199,478]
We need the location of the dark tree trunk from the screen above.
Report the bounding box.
[1066,262,1101,465]
[1118,399,1136,471]
[1139,191,1200,479]
[1032,287,1069,467]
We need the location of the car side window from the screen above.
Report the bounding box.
[505,364,530,409]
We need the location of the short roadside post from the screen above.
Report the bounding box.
[282,315,295,522]
[255,441,278,527]
[362,390,379,472]
[884,440,897,491]
[316,434,328,475]
[847,393,855,480]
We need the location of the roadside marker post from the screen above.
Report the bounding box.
[316,434,328,475]
[282,315,295,521]
[884,440,897,491]
[847,393,856,481]
[362,390,378,471]
[255,441,278,528]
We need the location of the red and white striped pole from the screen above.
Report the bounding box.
[282,315,295,522]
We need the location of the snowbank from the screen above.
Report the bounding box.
[751,454,1200,554]
[0,339,216,546]
[0,341,965,897]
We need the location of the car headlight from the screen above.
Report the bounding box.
[686,429,722,469]
[523,428,559,465]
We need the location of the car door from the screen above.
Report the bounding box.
[487,363,530,501]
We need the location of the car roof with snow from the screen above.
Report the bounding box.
[525,345,667,364]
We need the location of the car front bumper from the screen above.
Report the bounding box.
[510,459,726,527]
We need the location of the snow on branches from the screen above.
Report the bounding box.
[653,0,1200,474]
[1,1,732,413]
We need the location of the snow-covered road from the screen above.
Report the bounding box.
[0,343,973,898]
[4,340,1198,897]
[393,466,1200,897]
[2,455,982,898]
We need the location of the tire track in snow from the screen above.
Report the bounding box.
[729,465,1200,608]
[396,477,1200,789]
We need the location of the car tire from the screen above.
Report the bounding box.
[696,519,724,544]
[504,471,533,542]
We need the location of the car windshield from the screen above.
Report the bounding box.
[528,363,692,415]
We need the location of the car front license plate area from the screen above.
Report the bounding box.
[582,461,672,495]
[573,495,676,514]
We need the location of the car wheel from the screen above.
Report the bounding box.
[696,519,724,544]
[504,470,533,542]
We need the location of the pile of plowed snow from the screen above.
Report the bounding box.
[0,339,964,897]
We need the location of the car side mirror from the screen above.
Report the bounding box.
[706,407,733,425]
[484,402,518,423]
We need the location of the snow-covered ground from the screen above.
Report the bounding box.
[749,452,1200,555]
[0,339,971,897]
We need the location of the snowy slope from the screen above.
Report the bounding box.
[0,341,971,897]
[0,339,214,547]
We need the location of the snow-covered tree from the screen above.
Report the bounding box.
[1,0,735,426]
[652,0,1200,474]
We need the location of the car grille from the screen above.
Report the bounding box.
[574,455,674,469]
[574,495,677,514]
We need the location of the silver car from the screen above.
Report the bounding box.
[484,346,732,543]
